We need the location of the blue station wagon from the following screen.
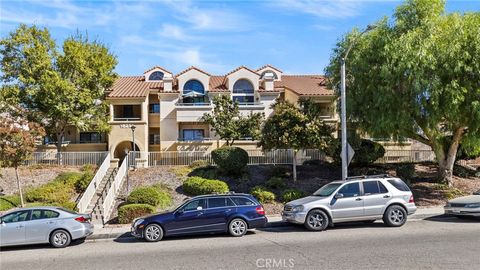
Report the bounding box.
[131,193,267,242]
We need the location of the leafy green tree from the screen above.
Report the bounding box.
[0,24,117,156]
[325,0,480,185]
[202,95,263,146]
[259,99,334,181]
[0,105,45,207]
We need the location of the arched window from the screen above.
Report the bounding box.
[260,70,278,80]
[233,79,254,104]
[183,79,205,95]
[148,71,164,81]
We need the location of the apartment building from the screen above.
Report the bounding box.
[103,65,338,165]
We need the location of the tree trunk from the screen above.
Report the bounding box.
[433,127,465,187]
[56,131,64,165]
[292,150,297,183]
[15,167,25,207]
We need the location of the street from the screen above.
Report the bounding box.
[1,217,479,270]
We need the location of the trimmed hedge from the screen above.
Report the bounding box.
[183,176,229,196]
[211,147,249,175]
[250,186,276,204]
[118,204,156,224]
[265,177,286,189]
[0,195,21,211]
[126,186,172,207]
[282,189,305,203]
[189,160,210,169]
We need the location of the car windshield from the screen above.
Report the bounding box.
[313,183,342,197]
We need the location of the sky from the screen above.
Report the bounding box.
[0,0,478,76]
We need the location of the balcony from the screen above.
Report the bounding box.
[112,105,142,122]
[176,102,212,122]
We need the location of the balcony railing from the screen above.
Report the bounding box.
[237,102,263,106]
[177,137,213,142]
[175,102,212,106]
[112,117,141,121]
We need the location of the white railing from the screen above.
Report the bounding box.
[375,150,436,163]
[102,153,128,222]
[25,152,107,166]
[76,153,111,213]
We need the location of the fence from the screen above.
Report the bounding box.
[374,150,436,163]
[76,153,111,213]
[25,151,108,166]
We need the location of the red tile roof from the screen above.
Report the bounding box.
[143,66,172,74]
[107,76,179,98]
[224,66,260,76]
[256,64,283,73]
[208,76,228,92]
[274,75,333,96]
[175,66,211,77]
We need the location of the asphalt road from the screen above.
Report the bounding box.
[1,217,479,270]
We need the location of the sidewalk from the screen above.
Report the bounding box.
[87,206,445,241]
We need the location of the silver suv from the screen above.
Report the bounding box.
[282,175,416,231]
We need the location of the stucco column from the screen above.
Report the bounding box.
[141,100,148,122]
[109,104,114,121]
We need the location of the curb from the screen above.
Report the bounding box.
[86,213,446,241]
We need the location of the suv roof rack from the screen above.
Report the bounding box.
[346,174,392,181]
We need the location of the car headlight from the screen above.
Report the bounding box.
[465,203,480,208]
[133,218,144,227]
[292,205,304,212]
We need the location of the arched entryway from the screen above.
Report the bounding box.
[114,141,140,166]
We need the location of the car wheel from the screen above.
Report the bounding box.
[304,210,329,231]
[144,224,163,242]
[50,229,71,248]
[383,205,407,227]
[229,218,247,237]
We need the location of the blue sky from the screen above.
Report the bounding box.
[0,0,478,76]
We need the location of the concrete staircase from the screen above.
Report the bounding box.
[86,167,118,225]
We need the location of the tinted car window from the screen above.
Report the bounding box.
[231,197,255,206]
[337,183,360,198]
[183,199,207,211]
[208,198,227,208]
[226,197,235,206]
[363,181,388,195]
[378,181,388,193]
[1,210,30,223]
[31,210,59,220]
[388,179,410,191]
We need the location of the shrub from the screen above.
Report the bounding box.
[190,166,218,179]
[282,189,305,203]
[81,164,96,173]
[265,177,286,189]
[126,187,163,207]
[453,164,477,178]
[118,204,156,224]
[328,139,385,165]
[0,195,20,211]
[396,163,415,181]
[25,172,81,204]
[74,171,94,193]
[250,186,276,204]
[183,176,229,196]
[212,147,248,175]
[270,166,291,178]
[189,160,210,169]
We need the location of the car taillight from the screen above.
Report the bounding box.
[409,195,414,203]
[74,216,89,223]
[256,206,265,215]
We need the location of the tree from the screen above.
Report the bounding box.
[325,0,480,185]
[202,95,263,146]
[0,24,117,157]
[0,105,45,207]
[259,99,334,181]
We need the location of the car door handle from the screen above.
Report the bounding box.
[383,195,391,198]
[197,212,204,216]
[355,198,363,201]
[46,221,55,224]
[16,225,24,229]
[225,209,232,212]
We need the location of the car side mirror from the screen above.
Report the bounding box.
[196,206,203,211]
[334,193,344,199]
[176,209,184,215]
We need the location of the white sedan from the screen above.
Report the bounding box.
[444,190,480,219]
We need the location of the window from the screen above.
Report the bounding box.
[387,179,410,192]
[182,199,207,211]
[230,197,255,206]
[208,198,229,208]
[260,70,278,80]
[363,181,388,195]
[313,183,342,197]
[148,71,164,81]
[80,132,101,143]
[182,129,204,141]
[31,210,59,220]
[337,183,360,198]
[149,104,160,113]
[149,134,160,145]
[183,80,205,95]
[123,105,134,118]
[1,210,30,223]
[233,79,255,104]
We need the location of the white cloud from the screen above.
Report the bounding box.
[271,0,362,18]
[158,24,189,41]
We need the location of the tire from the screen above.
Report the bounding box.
[144,224,164,242]
[228,218,248,237]
[304,210,329,231]
[383,205,407,227]
[50,229,71,248]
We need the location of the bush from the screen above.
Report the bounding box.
[183,177,229,196]
[270,166,291,178]
[396,163,415,181]
[25,172,81,204]
[189,160,210,169]
[126,187,166,207]
[250,186,276,204]
[212,147,249,175]
[190,166,218,179]
[282,189,305,203]
[265,177,286,189]
[74,171,94,193]
[0,195,21,211]
[328,139,385,165]
[453,164,477,178]
[81,164,96,173]
[118,204,156,224]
